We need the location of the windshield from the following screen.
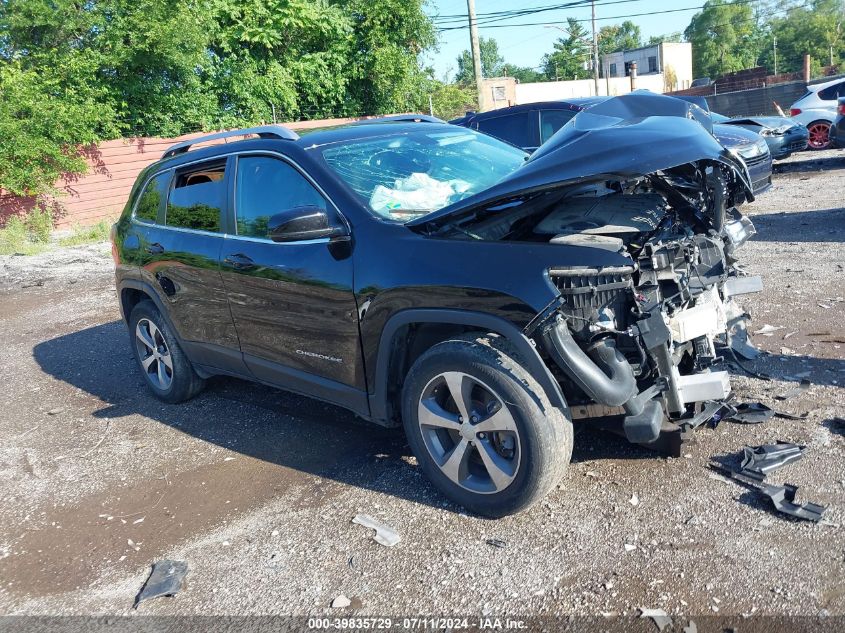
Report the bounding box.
[318,128,527,222]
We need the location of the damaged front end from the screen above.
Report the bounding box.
[414,97,763,446]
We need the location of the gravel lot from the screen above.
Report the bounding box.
[0,149,843,625]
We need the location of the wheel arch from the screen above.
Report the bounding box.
[118,280,184,345]
[368,309,568,426]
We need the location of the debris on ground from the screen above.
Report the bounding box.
[485,538,507,549]
[331,595,352,609]
[754,324,784,336]
[352,514,400,547]
[638,607,672,631]
[134,560,188,608]
[683,620,698,633]
[729,322,760,359]
[710,446,827,523]
[739,443,805,481]
[776,379,811,401]
[727,402,774,424]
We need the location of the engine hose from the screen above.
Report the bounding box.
[541,316,640,411]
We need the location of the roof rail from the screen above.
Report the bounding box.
[162,125,300,159]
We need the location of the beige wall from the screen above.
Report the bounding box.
[479,77,517,111]
[513,72,668,104]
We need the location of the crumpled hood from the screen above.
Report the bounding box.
[713,123,761,149]
[726,116,799,130]
[409,93,753,228]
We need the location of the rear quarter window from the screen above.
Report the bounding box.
[134,172,169,223]
[818,81,845,101]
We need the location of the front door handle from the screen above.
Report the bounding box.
[223,253,256,271]
[145,242,164,255]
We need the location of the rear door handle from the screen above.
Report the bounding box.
[223,253,256,271]
[145,242,164,255]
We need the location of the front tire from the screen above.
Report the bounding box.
[401,333,573,517]
[129,300,205,403]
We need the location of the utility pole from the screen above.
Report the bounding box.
[591,0,600,96]
[466,0,485,111]
[773,36,777,75]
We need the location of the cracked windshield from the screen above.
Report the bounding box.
[319,129,526,222]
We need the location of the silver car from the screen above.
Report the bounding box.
[789,77,845,150]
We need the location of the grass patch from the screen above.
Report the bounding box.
[58,220,111,247]
[0,213,50,255]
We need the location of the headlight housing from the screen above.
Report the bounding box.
[760,125,792,136]
[735,139,768,160]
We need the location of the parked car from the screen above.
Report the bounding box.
[451,97,772,196]
[710,112,808,159]
[789,76,845,150]
[112,94,759,516]
[828,96,845,149]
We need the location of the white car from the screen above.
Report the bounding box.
[789,76,845,150]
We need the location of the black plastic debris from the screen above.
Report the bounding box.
[727,402,774,424]
[774,410,809,420]
[686,400,735,430]
[759,482,826,523]
[486,538,507,549]
[740,443,806,481]
[775,379,811,401]
[134,560,188,608]
[709,463,827,523]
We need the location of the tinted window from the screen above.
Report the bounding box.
[135,172,168,223]
[648,56,657,73]
[476,111,535,148]
[818,81,845,101]
[166,162,226,232]
[540,110,577,143]
[235,156,329,239]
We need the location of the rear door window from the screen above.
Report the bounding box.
[134,172,169,223]
[540,110,578,143]
[166,161,227,233]
[476,112,536,149]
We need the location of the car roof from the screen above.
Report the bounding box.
[456,98,611,122]
[808,76,845,91]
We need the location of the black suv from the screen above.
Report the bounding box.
[113,94,760,516]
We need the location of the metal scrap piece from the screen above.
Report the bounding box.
[134,560,188,608]
[728,402,774,424]
[686,400,735,430]
[352,514,400,547]
[638,607,672,632]
[729,320,761,359]
[759,482,826,523]
[740,443,806,481]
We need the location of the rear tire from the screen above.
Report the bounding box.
[401,333,572,517]
[129,300,205,403]
[806,120,832,150]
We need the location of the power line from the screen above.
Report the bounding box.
[435,0,773,32]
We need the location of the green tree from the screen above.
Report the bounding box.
[501,63,545,83]
[760,0,845,74]
[597,21,642,56]
[542,18,591,80]
[647,31,683,46]
[684,0,762,78]
[0,0,438,199]
[455,36,505,83]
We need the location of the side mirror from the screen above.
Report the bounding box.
[267,206,346,243]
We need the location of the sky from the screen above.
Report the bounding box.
[423,0,700,81]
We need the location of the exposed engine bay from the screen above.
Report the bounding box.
[436,160,761,446]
